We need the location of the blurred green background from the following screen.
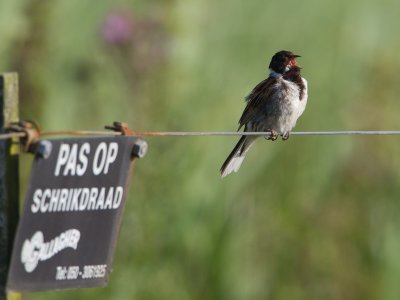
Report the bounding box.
[3,0,400,299]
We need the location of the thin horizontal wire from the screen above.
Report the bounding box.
[126,130,400,136]
[2,130,400,140]
[289,131,400,136]
[40,130,122,137]
[0,132,26,140]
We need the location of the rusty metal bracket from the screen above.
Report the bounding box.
[105,121,148,158]
[105,121,135,136]
[7,120,41,153]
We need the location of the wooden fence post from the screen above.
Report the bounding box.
[0,73,20,300]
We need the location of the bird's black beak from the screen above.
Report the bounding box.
[294,54,301,58]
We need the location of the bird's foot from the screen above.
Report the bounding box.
[282,132,290,141]
[265,130,278,141]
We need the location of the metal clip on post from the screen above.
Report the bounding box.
[105,121,148,159]
[7,120,41,154]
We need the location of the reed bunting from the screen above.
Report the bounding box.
[220,50,308,177]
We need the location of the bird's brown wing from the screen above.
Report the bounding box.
[238,77,278,130]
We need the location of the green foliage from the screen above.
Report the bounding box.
[2,0,400,299]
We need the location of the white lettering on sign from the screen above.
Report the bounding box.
[77,143,90,176]
[31,186,124,213]
[92,142,118,175]
[20,229,81,273]
[54,142,118,176]
[54,143,92,176]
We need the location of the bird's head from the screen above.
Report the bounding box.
[269,50,301,75]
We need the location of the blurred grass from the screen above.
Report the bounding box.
[2,0,400,299]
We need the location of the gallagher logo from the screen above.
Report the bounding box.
[20,229,81,273]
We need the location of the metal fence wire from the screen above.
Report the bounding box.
[2,130,400,140]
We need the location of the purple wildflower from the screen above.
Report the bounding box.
[101,12,133,45]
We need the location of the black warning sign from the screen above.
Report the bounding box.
[7,136,139,291]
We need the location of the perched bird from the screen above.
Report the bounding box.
[220,50,308,177]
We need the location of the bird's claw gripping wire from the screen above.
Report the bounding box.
[282,132,290,141]
[265,130,278,141]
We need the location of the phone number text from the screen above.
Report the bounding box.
[55,264,107,280]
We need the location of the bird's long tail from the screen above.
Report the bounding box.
[220,136,256,177]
